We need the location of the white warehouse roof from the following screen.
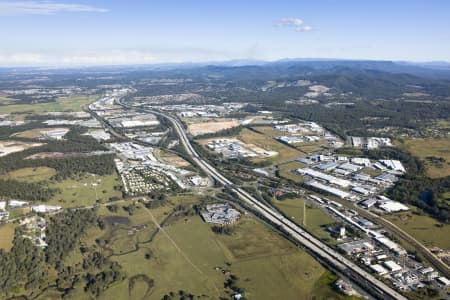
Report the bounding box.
[370,264,388,275]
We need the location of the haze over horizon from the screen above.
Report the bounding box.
[1,0,449,66]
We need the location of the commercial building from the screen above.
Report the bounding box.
[351,157,371,167]
[297,168,351,188]
[306,180,351,199]
[380,160,406,173]
[201,203,241,225]
[338,162,363,172]
[378,201,409,213]
[32,205,62,213]
[8,200,28,208]
[338,240,374,255]
[40,128,70,140]
[352,186,371,196]
[370,264,389,276]
[383,260,402,272]
[436,277,450,286]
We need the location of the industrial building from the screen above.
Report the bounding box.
[297,168,351,188]
[201,203,241,225]
[306,180,351,199]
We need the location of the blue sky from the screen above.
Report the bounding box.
[0,0,449,66]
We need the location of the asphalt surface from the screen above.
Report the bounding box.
[140,107,407,300]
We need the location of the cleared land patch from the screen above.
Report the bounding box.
[399,138,450,178]
[257,125,329,154]
[238,128,302,163]
[0,223,16,251]
[158,150,191,167]
[46,173,122,208]
[0,96,16,104]
[384,209,450,250]
[25,151,109,160]
[0,95,97,114]
[0,167,56,182]
[12,127,69,139]
[0,140,43,157]
[186,118,240,136]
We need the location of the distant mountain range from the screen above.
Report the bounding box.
[2,59,450,80]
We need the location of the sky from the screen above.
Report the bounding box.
[0,0,449,66]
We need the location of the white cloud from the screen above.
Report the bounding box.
[0,1,108,15]
[276,17,313,32]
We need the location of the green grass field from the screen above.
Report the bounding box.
[0,95,97,114]
[104,215,344,300]
[273,197,337,243]
[0,223,16,251]
[255,125,328,154]
[7,207,30,220]
[398,138,450,178]
[46,173,122,208]
[278,160,306,182]
[384,209,450,250]
[0,167,56,182]
[37,195,348,300]
[0,96,16,104]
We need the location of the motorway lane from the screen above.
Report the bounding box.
[112,97,406,300]
[140,107,407,300]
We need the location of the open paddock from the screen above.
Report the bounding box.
[46,173,123,208]
[238,128,302,163]
[398,138,450,178]
[273,197,337,243]
[0,167,56,182]
[0,95,98,114]
[158,150,191,167]
[384,209,450,251]
[0,223,16,251]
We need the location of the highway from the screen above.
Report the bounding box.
[130,104,407,300]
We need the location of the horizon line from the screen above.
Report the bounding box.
[1,57,450,69]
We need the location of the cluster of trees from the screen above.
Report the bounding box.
[389,176,450,223]
[224,274,245,296]
[161,290,196,300]
[354,147,450,223]
[211,225,234,235]
[0,122,45,139]
[122,203,137,216]
[0,179,58,201]
[45,209,98,266]
[0,237,46,293]
[0,154,116,201]
[0,126,116,200]
[55,248,125,297]
[83,251,126,297]
[84,268,125,297]
[193,125,242,140]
